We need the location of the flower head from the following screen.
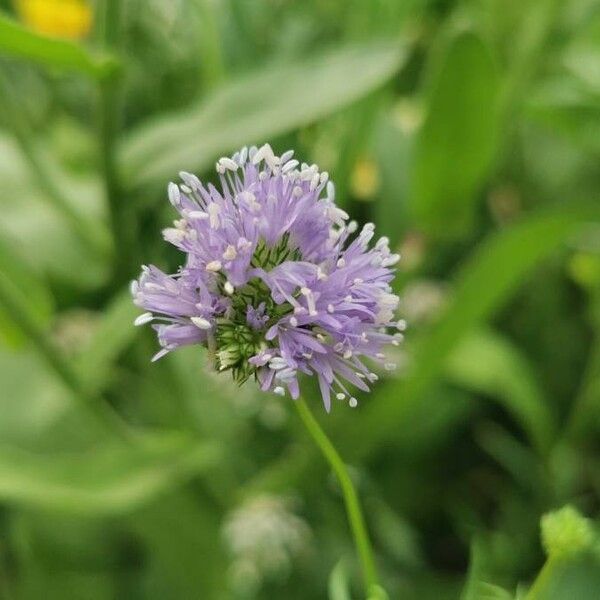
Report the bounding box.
[16,0,92,40]
[132,144,402,411]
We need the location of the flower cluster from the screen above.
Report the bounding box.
[132,144,403,410]
[223,494,311,590]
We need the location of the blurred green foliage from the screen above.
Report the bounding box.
[1,0,600,598]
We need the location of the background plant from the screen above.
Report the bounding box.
[0,0,600,598]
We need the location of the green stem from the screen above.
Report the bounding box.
[293,397,379,597]
[0,274,134,442]
[98,0,136,283]
[526,556,560,599]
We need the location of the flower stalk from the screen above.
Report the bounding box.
[293,396,380,596]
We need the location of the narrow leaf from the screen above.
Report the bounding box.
[446,327,554,453]
[342,202,600,459]
[120,41,406,189]
[411,31,500,235]
[0,435,220,515]
[0,12,118,80]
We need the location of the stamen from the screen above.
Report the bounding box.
[191,317,212,330]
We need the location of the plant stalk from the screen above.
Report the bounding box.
[293,396,380,597]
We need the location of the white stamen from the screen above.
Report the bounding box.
[205,260,222,272]
[252,143,273,165]
[343,350,353,359]
[289,317,298,327]
[273,386,285,396]
[349,397,358,408]
[384,363,397,371]
[310,172,320,191]
[326,181,335,202]
[337,258,346,268]
[223,245,237,261]
[300,287,317,316]
[151,348,170,362]
[134,312,153,326]
[376,236,390,250]
[224,281,234,295]
[397,319,407,331]
[187,210,209,220]
[179,171,201,190]
[191,317,212,330]
[163,228,186,244]
[269,357,288,370]
[382,254,401,267]
[347,220,358,233]
[336,393,346,400]
[327,304,335,314]
[280,150,294,163]
[168,182,181,207]
[219,157,239,171]
[282,159,299,174]
[207,203,221,229]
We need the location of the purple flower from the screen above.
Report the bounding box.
[132,144,403,411]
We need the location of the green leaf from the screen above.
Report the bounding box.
[446,327,554,453]
[76,289,140,392]
[0,233,53,348]
[526,554,600,600]
[120,41,406,189]
[462,539,515,600]
[344,201,600,460]
[328,560,352,600]
[0,12,118,80]
[0,435,220,515]
[411,30,500,236]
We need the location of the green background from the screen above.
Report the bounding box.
[1,0,600,598]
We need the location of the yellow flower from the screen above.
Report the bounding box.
[15,0,92,40]
[350,157,380,201]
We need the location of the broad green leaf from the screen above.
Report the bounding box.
[446,327,554,453]
[526,554,600,599]
[76,289,140,392]
[0,435,220,514]
[526,79,600,155]
[411,31,500,236]
[0,233,53,347]
[0,347,71,447]
[328,560,352,600]
[0,135,109,289]
[340,201,600,459]
[120,41,406,189]
[0,12,118,80]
